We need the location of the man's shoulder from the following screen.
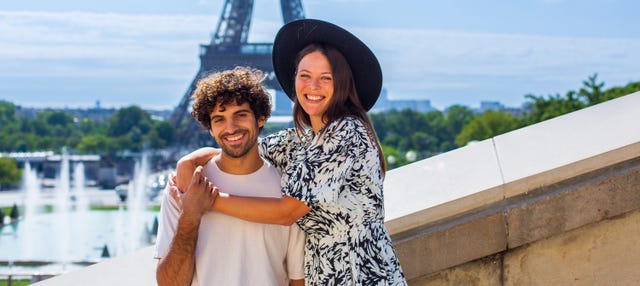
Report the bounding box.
[260,158,282,177]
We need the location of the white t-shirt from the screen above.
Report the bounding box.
[154,157,305,286]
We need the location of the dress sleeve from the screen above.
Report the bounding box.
[283,118,367,205]
[258,128,298,174]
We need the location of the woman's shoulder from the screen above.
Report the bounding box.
[324,116,366,134]
[262,127,303,144]
[317,116,370,149]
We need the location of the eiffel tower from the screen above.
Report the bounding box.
[170,0,305,151]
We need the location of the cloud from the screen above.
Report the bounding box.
[0,11,214,78]
[1,10,639,109]
[355,27,640,102]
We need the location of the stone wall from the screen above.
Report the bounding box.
[396,156,640,285]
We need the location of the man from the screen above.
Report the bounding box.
[155,67,305,286]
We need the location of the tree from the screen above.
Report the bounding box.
[150,121,175,148]
[444,105,475,139]
[521,90,584,125]
[77,134,114,154]
[578,73,606,105]
[0,157,21,188]
[0,100,17,125]
[108,106,153,137]
[455,110,520,147]
[381,145,409,170]
[601,80,640,101]
[520,74,638,126]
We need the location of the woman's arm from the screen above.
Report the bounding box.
[176,147,220,192]
[213,194,310,226]
[168,164,310,226]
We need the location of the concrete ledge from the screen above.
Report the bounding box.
[395,155,640,282]
[394,213,506,280]
[410,255,502,286]
[504,208,640,285]
[503,140,640,199]
[32,246,156,286]
[406,207,640,285]
[507,155,640,248]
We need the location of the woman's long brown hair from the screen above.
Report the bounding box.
[291,43,387,175]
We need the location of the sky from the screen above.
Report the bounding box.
[1,0,639,111]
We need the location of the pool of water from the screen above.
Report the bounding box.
[0,209,158,263]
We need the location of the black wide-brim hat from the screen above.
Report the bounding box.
[272,19,382,111]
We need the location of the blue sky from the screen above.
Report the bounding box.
[1,0,638,110]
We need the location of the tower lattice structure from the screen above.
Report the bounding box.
[170,0,305,150]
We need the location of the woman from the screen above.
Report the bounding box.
[177,19,407,285]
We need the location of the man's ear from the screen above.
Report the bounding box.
[257,116,266,128]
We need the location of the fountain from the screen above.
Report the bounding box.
[0,152,159,276]
[56,152,71,264]
[18,161,41,260]
[23,161,40,219]
[73,161,89,213]
[119,152,151,255]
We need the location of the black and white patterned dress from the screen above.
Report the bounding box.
[260,116,407,285]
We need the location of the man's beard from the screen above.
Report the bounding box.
[218,130,256,158]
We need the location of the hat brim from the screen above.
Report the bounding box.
[272,19,382,111]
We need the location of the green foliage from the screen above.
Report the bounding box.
[0,104,175,154]
[521,73,638,125]
[381,145,409,170]
[77,134,114,154]
[371,106,477,165]
[0,279,32,286]
[0,74,637,173]
[455,110,520,147]
[0,100,17,125]
[0,157,21,188]
[372,109,447,156]
[104,106,175,151]
[603,81,640,99]
[444,105,475,137]
[153,121,175,147]
[108,106,152,137]
[521,91,584,124]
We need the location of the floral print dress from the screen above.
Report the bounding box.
[259,116,407,286]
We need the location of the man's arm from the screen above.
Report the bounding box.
[156,167,218,286]
[156,210,201,286]
[290,279,305,286]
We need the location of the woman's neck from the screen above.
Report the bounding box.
[310,116,325,135]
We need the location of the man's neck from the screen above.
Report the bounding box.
[214,150,263,175]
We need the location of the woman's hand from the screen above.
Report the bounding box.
[168,167,218,213]
[166,173,183,209]
[173,166,218,216]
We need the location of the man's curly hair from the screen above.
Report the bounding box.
[191,66,271,131]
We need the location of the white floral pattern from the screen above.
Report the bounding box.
[260,117,407,285]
